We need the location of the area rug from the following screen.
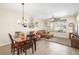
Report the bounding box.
[45,37,71,47]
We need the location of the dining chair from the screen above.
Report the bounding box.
[29,32,37,51]
[21,34,34,55]
[29,31,37,51]
[8,33,22,55]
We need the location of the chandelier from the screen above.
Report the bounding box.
[18,3,27,27]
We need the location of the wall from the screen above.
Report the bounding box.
[0,8,45,46]
[0,7,77,46]
[77,13,79,35]
[46,16,77,38]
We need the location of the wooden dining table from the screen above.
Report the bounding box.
[14,38,26,55]
[14,34,36,55]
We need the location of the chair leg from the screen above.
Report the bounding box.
[33,39,36,51]
[34,41,36,51]
[11,45,15,55]
[25,50,27,55]
[32,45,34,54]
[11,46,13,53]
[12,48,15,55]
[20,47,22,53]
[11,48,12,53]
[22,48,27,55]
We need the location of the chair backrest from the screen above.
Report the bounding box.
[15,31,21,38]
[8,33,14,44]
[27,34,34,44]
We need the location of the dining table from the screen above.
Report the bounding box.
[14,37,26,55]
[14,34,36,55]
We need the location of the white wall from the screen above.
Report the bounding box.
[77,13,79,35]
[0,7,77,46]
[0,8,45,46]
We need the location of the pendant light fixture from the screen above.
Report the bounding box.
[18,3,27,27]
[22,3,27,27]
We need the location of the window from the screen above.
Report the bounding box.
[49,18,67,33]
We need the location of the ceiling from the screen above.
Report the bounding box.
[0,3,79,19]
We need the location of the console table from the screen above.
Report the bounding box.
[69,33,79,49]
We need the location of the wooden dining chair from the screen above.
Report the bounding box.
[8,33,22,55]
[29,32,37,51]
[28,32,36,51]
[21,35,34,55]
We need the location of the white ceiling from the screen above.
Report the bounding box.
[0,3,79,19]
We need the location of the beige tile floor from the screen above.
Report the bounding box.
[0,38,79,55]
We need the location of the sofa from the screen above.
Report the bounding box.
[30,30,53,40]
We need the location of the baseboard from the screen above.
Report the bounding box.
[0,42,10,47]
[54,36,69,39]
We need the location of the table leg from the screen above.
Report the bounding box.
[17,44,20,55]
[33,39,36,51]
